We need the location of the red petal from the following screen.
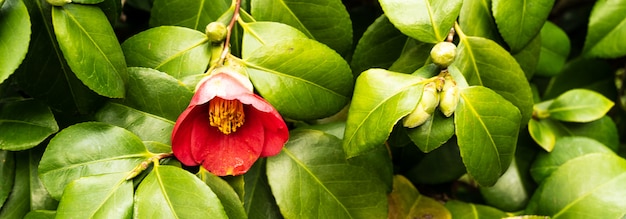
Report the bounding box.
[171,105,204,166]
[247,108,289,157]
[191,73,253,106]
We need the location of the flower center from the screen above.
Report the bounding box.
[208,98,245,134]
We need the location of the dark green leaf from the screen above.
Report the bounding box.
[388,175,451,219]
[242,38,353,121]
[343,69,424,157]
[198,169,247,219]
[445,200,508,219]
[379,0,462,43]
[406,110,454,153]
[0,151,29,219]
[513,33,541,79]
[535,21,570,77]
[52,4,127,98]
[39,122,152,199]
[26,147,58,211]
[73,0,105,4]
[56,173,132,218]
[95,102,174,145]
[530,137,614,183]
[121,26,211,79]
[526,153,626,217]
[543,58,616,100]
[23,210,56,219]
[458,0,503,43]
[134,165,228,218]
[150,0,229,31]
[250,0,353,55]
[455,86,521,186]
[267,129,388,218]
[452,36,533,125]
[0,99,58,151]
[0,0,30,84]
[243,159,283,219]
[346,142,394,192]
[405,139,466,185]
[240,21,309,58]
[479,158,532,212]
[559,116,619,151]
[0,150,14,209]
[388,38,433,74]
[350,15,407,75]
[119,67,193,121]
[547,89,614,123]
[492,0,555,52]
[583,0,626,58]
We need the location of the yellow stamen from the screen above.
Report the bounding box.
[208,98,245,134]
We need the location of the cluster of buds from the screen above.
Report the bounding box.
[403,73,459,128]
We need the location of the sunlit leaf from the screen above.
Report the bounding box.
[240,21,309,58]
[388,175,451,219]
[23,210,56,219]
[492,0,555,52]
[0,0,30,84]
[458,0,502,43]
[406,111,454,153]
[528,119,557,151]
[0,99,58,151]
[445,200,508,218]
[583,0,626,58]
[56,173,132,218]
[95,102,174,145]
[150,0,230,31]
[379,0,462,43]
[548,89,614,123]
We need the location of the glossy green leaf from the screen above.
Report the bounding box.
[535,21,570,77]
[0,99,58,151]
[548,89,614,122]
[267,129,388,218]
[150,0,229,31]
[458,0,502,42]
[23,210,56,219]
[198,169,247,219]
[0,152,30,219]
[405,140,466,185]
[559,116,619,151]
[445,200,508,219]
[121,26,210,79]
[526,153,626,218]
[39,122,152,199]
[513,34,541,79]
[72,0,105,4]
[543,58,616,100]
[528,119,557,152]
[17,0,103,114]
[242,38,353,121]
[406,111,454,153]
[379,0,462,43]
[492,0,555,52]
[452,36,533,125]
[243,159,282,219]
[479,158,532,212]
[134,165,228,218]
[388,175,451,219]
[530,137,614,183]
[56,173,132,218]
[26,147,59,211]
[343,69,424,157]
[346,142,394,192]
[0,151,14,209]
[119,67,193,122]
[240,21,309,58]
[455,86,521,186]
[0,99,59,151]
[583,0,626,58]
[52,4,127,98]
[388,38,433,74]
[96,102,175,145]
[0,0,30,84]
[250,0,352,55]
[350,15,407,75]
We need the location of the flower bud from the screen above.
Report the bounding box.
[439,75,460,117]
[430,42,457,68]
[205,22,228,42]
[47,0,71,6]
[403,82,440,128]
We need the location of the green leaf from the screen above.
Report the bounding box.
[243,159,282,219]
[150,0,229,31]
[0,150,14,209]
[388,175,451,219]
[72,0,105,4]
[198,169,247,219]
[492,0,555,52]
[23,210,56,219]
[56,173,132,218]
[52,4,127,98]
[548,89,614,123]
[406,111,454,153]
[528,119,557,152]
[535,21,570,77]
[458,0,502,43]
[134,165,228,218]
[452,36,533,125]
[267,129,388,219]
[513,33,541,79]
[0,0,30,84]
[350,15,407,75]
[388,38,433,74]
[559,116,619,151]
[405,139,466,185]
[39,122,152,199]
[250,0,352,55]
[242,38,353,121]
[455,86,521,186]
[526,153,626,217]
[240,21,309,58]
[543,58,616,100]
[26,147,59,211]
[529,137,614,183]
[379,0,462,43]
[95,102,175,145]
[119,67,193,122]
[479,158,532,212]
[445,200,508,219]
[0,152,30,219]
[0,99,58,151]
[343,69,424,157]
[17,0,103,114]
[583,0,626,58]
[121,26,210,79]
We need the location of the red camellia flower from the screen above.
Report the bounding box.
[172,68,289,176]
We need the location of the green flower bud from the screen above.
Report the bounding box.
[439,75,459,117]
[403,82,440,128]
[205,22,228,42]
[430,42,457,68]
[47,0,71,6]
